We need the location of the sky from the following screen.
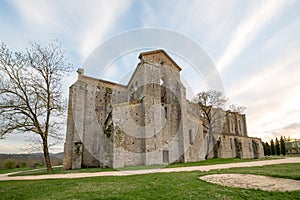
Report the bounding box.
[0,0,300,153]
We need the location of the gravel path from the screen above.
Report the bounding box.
[0,157,299,181]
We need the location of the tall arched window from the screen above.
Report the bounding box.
[189,129,194,145]
[160,79,166,104]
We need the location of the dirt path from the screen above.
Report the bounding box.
[0,157,299,181]
[200,174,300,192]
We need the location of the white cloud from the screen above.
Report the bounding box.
[117,1,300,143]
[62,71,78,98]
[2,0,135,154]
[0,143,21,153]
[0,134,24,153]
[2,0,300,153]
[242,81,300,141]
[216,0,293,72]
[141,0,238,49]
[261,123,300,142]
[10,0,133,62]
[224,10,300,140]
[228,49,300,99]
[230,55,300,140]
[98,49,142,83]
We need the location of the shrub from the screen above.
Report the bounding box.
[20,162,27,168]
[4,159,16,169]
[33,162,43,167]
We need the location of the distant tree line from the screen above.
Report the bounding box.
[0,153,63,170]
[262,136,286,156]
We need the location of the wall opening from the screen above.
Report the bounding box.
[189,129,194,145]
[160,79,164,85]
[164,107,168,119]
[93,134,98,154]
[160,79,166,104]
[213,141,221,158]
[252,140,259,159]
[234,138,241,158]
[230,118,233,132]
[163,150,169,163]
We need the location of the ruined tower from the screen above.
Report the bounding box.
[63,50,264,169]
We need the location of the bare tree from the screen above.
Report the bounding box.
[196,90,245,159]
[197,90,228,158]
[0,41,72,172]
[228,104,246,114]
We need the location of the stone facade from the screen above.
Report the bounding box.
[63,50,264,169]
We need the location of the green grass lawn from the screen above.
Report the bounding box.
[0,167,32,174]
[166,157,278,168]
[1,163,299,200]
[9,157,279,176]
[8,165,116,176]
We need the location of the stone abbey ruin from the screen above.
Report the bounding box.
[63,50,264,169]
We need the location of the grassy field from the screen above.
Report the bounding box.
[0,167,33,174]
[166,157,278,168]
[0,163,299,199]
[8,165,116,176]
[8,157,278,176]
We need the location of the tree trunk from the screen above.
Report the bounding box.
[205,127,213,159]
[42,138,53,172]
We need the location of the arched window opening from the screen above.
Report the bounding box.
[160,79,166,104]
[164,107,167,119]
[160,79,164,85]
[238,120,242,132]
[189,129,194,145]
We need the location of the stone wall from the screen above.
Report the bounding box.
[63,49,264,170]
[63,70,128,169]
[223,112,248,137]
[112,102,145,167]
[208,135,264,159]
